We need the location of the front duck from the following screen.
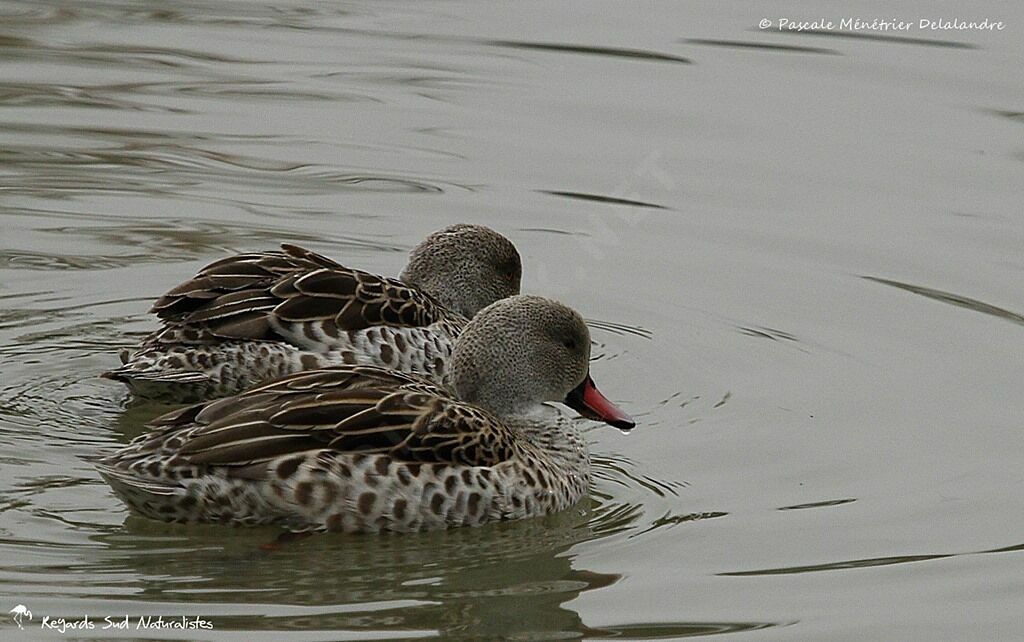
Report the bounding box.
[97,295,634,533]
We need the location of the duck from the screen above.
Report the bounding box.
[96,295,635,533]
[102,224,521,403]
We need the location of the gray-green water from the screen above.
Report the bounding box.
[1,1,1022,639]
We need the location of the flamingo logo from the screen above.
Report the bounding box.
[9,605,32,630]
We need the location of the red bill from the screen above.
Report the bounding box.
[564,374,635,431]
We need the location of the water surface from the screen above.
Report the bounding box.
[1,1,1023,639]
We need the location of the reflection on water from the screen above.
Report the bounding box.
[90,513,617,636]
[2,0,1024,638]
[768,27,977,48]
[863,276,1024,327]
[0,122,462,199]
[485,40,693,64]
[720,540,1024,577]
[777,498,857,511]
[540,190,670,211]
[682,38,839,55]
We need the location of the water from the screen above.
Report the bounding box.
[1,1,1022,639]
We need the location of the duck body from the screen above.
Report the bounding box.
[105,246,464,403]
[104,225,521,403]
[99,295,633,533]
[98,367,590,532]
[111,326,459,405]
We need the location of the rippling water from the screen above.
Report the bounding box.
[1,1,1023,639]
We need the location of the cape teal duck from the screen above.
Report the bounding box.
[97,295,634,533]
[103,225,521,402]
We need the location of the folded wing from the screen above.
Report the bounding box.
[146,244,457,346]
[137,367,514,469]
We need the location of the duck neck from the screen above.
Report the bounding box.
[401,268,470,318]
[507,408,588,461]
[508,411,592,505]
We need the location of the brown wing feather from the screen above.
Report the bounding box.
[271,268,445,331]
[145,245,454,346]
[156,367,513,467]
[152,246,326,319]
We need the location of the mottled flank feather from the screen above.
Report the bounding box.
[105,246,465,402]
[98,366,590,533]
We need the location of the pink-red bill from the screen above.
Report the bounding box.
[564,375,635,431]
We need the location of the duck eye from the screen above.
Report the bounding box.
[562,339,576,350]
[498,260,520,280]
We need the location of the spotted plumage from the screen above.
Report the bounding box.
[98,296,634,533]
[98,366,589,532]
[103,225,520,402]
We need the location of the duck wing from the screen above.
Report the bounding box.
[146,244,457,345]
[140,366,514,469]
[151,244,340,320]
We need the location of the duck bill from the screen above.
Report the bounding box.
[564,375,635,431]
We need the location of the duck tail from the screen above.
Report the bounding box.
[100,364,210,384]
[100,347,212,404]
[95,462,182,498]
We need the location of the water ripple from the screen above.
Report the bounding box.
[592,455,686,498]
[863,276,1024,327]
[1,0,358,28]
[764,27,978,49]
[778,498,857,511]
[719,540,1024,577]
[0,82,188,113]
[540,189,670,210]
[0,80,374,111]
[487,40,692,64]
[0,130,461,198]
[0,2,74,26]
[0,33,267,70]
[584,620,795,638]
[2,207,409,269]
[587,318,653,340]
[683,38,839,55]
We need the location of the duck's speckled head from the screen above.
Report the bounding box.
[400,224,521,318]
[451,295,634,430]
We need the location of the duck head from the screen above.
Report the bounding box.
[400,224,521,318]
[451,294,634,430]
